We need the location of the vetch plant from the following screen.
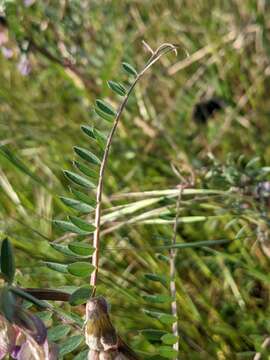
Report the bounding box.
[0,43,182,358]
[52,43,180,359]
[1,42,259,359]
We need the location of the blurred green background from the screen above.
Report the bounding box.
[1,0,270,359]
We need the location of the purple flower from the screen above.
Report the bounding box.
[17,55,31,76]
[24,0,36,7]
[1,47,14,59]
[0,310,58,360]
[13,338,58,360]
[0,315,18,359]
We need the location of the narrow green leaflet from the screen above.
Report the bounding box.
[48,324,71,342]
[68,242,94,256]
[96,99,117,116]
[159,314,177,325]
[0,287,16,322]
[10,287,47,309]
[74,147,101,166]
[95,107,114,123]
[143,310,177,325]
[50,243,78,257]
[73,161,98,180]
[0,146,44,186]
[54,307,84,327]
[74,349,88,360]
[161,333,179,345]
[107,80,127,96]
[140,329,166,341]
[158,239,231,250]
[142,294,172,304]
[53,220,91,235]
[36,311,53,322]
[81,126,106,149]
[59,335,84,356]
[67,262,94,277]
[158,346,178,359]
[93,129,107,149]
[81,125,95,140]
[144,273,167,286]
[60,196,94,214]
[71,189,96,207]
[246,156,260,168]
[0,238,15,284]
[141,215,215,224]
[155,253,169,262]
[69,216,95,233]
[64,170,95,189]
[69,285,92,305]
[44,262,68,273]
[122,62,138,77]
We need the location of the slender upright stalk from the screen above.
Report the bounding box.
[170,186,183,358]
[253,337,270,360]
[90,43,178,292]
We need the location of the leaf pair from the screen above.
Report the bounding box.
[94,61,137,122]
[53,216,95,236]
[45,257,95,278]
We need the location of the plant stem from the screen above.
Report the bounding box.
[90,80,139,291]
[169,187,183,358]
[253,337,270,360]
[90,43,178,293]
